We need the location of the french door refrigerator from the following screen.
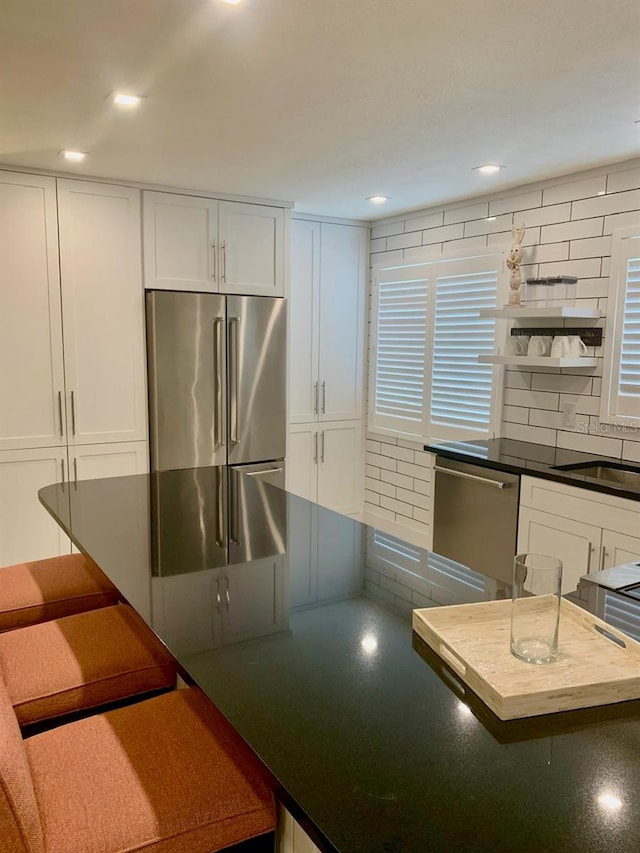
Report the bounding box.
[146,290,287,571]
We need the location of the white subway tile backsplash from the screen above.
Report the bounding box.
[556,430,623,458]
[371,248,404,265]
[422,223,464,245]
[504,388,559,411]
[371,221,401,239]
[444,235,488,252]
[538,257,602,279]
[383,444,415,463]
[542,175,606,206]
[366,452,396,472]
[397,460,431,481]
[387,231,422,251]
[379,495,414,518]
[370,237,386,252]
[444,201,489,225]
[464,213,513,237]
[380,469,413,490]
[396,488,430,510]
[490,189,543,216]
[559,393,600,416]
[531,373,593,394]
[366,476,395,497]
[541,218,603,243]
[529,409,564,429]
[502,422,557,444]
[622,440,640,463]
[366,439,381,454]
[505,370,532,390]
[607,167,640,194]
[603,210,640,234]
[404,211,444,232]
[503,405,529,424]
[576,278,609,299]
[526,243,570,264]
[364,489,381,506]
[572,189,640,220]
[568,235,612,260]
[365,464,381,479]
[515,203,572,229]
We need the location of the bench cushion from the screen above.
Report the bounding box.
[25,687,275,853]
[0,682,43,853]
[0,554,118,633]
[0,605,175,727]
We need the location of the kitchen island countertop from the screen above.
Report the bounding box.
[39,469,640,853]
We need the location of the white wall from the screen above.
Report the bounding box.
[364,159,640,543]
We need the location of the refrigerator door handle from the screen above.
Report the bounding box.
[213,318,224,449]
[228,317,240,446]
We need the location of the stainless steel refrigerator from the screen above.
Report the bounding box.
[145,290,287,572]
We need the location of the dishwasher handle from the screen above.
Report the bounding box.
[434,465,512,490]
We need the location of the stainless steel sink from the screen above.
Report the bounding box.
[553,462,640,490]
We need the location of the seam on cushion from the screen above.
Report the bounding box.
[12,664,175,707]
[0,773,35,853]
[104,802,274,853]
[0,591,115,617]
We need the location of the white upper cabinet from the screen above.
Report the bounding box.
[57,180,147,445]
[218,201,284,296]
[289,219,368,423]
[143,192,285,297]
[143,192,217,292]
[0,171,66,451]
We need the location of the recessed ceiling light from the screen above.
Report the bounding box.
[61,150,87,162]
[367,196,390,204]
[474,164,503,175]
[112,92,143,108]
[220,0,243,4]
[486,216,497,222]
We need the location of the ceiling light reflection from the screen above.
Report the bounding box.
[474,164,502,175]
[112,92,142,107]
[367,196,390,204]
[361,634,378,654]
[597,791,623,812]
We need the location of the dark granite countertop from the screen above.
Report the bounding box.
[425,438,640,502]
[39,469,640,852]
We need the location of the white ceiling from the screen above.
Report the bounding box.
[1,0,639,220]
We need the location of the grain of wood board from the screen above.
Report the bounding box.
[412,598,640,720]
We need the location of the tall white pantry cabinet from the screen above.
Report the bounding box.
[0,171,148,565]
[287,218,368,516]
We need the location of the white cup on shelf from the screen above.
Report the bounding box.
[567,336,588,357]
[527,336,553,357]
[550,336,571,358]
[504,336,528,356]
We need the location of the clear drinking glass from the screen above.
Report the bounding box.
[510,553,562,664]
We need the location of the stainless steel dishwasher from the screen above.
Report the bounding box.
[433,456,520,584]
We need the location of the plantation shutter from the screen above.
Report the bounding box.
[370,265,430,439]
[427,256,499,441]
[602,230,640,423]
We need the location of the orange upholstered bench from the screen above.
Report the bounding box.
[0,604,176,727]
[0,553,118,633]
[0,681,275,853]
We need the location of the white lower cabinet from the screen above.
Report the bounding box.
[287,421,362,515]
[0,448,70,565]
[70,441,149,482]
[518,476,640,593]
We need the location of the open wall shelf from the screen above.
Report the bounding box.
[478,355,598,368]
[479,307,601,320]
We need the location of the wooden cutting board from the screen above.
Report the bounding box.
[412,598,640,720]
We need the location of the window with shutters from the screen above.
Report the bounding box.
[369,251,503,442]
[601,227,640,426]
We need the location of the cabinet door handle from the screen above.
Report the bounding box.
[600,546,608,572]
[57,391,64,437]
[221,241,227,282]
[211,242,216,281]
[70,391,76,435]
[320,430,325,463]
[73,457,78,488]
[224,575,230,611]
[314,381,319,415]
[216,578,221,613]
[60,458,66,489]
[587,542,595,573]
[321,381,326,414]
